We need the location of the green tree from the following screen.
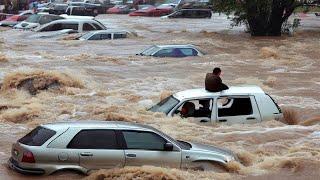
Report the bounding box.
[213,0,317,36]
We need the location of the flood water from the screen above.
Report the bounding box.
[0,13,319,179]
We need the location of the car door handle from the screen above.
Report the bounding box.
[126,153,136,158]
[246,117,256,120]
[80,152,93,157]
[219,119,227,122]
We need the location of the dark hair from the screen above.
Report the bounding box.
[212,67,221,75]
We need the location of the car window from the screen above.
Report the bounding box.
[91,22,104,30]
[40,23,61,31]
[83,23,96,31]
[122,131,167,151]
[113,33,126,39]
[100,33,111,39]
[180,48,198,56]
[89,34,101,40]
[175,99,212,118]
[154,48,174,57]
[67,129,118,149]
[218,97,253,117]
[19,126,56,146]
[61,23,78,30]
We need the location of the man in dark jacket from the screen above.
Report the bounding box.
[205,67,229,92]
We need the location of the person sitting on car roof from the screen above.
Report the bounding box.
[205,67,229,92]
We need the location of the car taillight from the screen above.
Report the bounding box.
[21,151,35,163]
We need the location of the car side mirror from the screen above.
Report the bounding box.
[164,142,173,151]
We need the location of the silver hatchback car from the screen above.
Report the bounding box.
[9,121,236,175]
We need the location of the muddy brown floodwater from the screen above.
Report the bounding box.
[0,14,320,180]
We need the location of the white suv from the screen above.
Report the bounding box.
[150,86,283,124]
[35,19,106,33]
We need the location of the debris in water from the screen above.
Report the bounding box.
[281,108,299,125]
[1,70,84,95]
[260,47,279,59]
[0,53,8,62]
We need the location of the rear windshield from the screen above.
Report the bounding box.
[149,95,179,114]
[18,126,56,146]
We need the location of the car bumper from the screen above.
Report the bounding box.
[8,158,45,175]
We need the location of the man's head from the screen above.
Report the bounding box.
[212,67,221,76]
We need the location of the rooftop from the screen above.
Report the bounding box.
[155,44,196,48]
[43,120,150,130]
[173,86,265,100]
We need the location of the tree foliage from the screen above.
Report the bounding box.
[213,0,319,36]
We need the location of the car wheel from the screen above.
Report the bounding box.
[191,161,226,172]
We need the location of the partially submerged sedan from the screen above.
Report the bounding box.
[0,10,33,27]
[79,29,128,40]
[150,86,283,124]
[137,44,204,57]
[14,14,64,30]
[129,4,174,17]
[9,121,236,175]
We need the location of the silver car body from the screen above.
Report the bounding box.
[150,86,283,124]
[139,44,205,57]
[9,121,236,175]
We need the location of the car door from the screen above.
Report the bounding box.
[67,129,125,170]
[172,98,213,123]
[215,96,262,124]
[121,130,181,168]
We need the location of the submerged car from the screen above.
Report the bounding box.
[137,44,204,57]
[129,4,174,17]
[107,5,132,14]
[14,14,64,30]
[79,29,128,40]
[35,19,106,32]
[9,121,236,175]
[0,10,33,27]
[149,86,283,124]
[161,9,212,19]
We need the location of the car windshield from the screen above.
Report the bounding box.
[157,4,171,8]
[25,14,41,23]
[177,140,192,149]
[81,31,95,39]
[141,46,160,56]
[149,95,179,114]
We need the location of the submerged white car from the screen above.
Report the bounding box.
[150,86,283,124]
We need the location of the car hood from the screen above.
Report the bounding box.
[190,142,235,158]
[14,22,39,29]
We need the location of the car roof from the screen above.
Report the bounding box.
[49,19,96,23]
[155,44,196,48]
[90,29,127,34]
[173,86,265,100]
[42,120,153,131]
